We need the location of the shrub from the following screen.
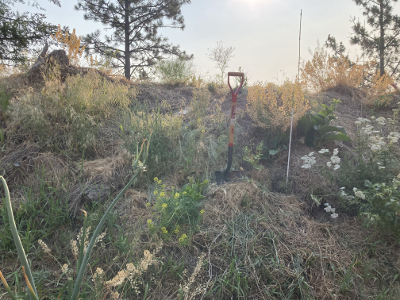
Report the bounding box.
[207,81,217,93]
[247,79,310,132]
[155,57,195,85]
[301,45,365,92]
[301,44,394,100]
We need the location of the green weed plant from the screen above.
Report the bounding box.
[147,176,208,243]
[297,98,350,147]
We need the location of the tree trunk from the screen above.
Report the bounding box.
[379,0,385,77]
[124,0,130,80]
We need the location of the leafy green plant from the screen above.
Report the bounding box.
[298,98,351,147]
[359,178,400,234]
[148,176,208,239]
[243,141,264,170]
[0,136,151,300]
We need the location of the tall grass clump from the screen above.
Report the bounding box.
[155,57,195,85]
[6,68,135,158]
[120,103,182,182]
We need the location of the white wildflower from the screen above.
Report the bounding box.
[324,205,332,212]
[331,213,339,219]
[333,148,339,156]
[334,164,340,170]
[327,161,332,167]
[375,117,386,126]
[301,164,312,169]
[318,148,329,154]
[330,156,341,164]
[355,190,366,200]
[308,152,314,156]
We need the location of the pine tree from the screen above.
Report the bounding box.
[75,0,193,80]
[350,0,400,79]
[0,0,60,66]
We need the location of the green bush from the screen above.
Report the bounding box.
[155,57,195,85]
[207,81,217,93]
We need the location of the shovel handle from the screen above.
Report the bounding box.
[228,72,244,77]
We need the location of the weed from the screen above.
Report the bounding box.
[148,177,208,241]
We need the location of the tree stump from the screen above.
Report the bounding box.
[26,42,71,83]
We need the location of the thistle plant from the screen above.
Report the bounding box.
[0,135,151,300]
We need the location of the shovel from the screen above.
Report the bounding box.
[215,72,244,185]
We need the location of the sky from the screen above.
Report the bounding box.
[11,0,400,84]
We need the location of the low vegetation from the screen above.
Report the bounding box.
[1,43,400,300]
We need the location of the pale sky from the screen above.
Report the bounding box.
[12,0,400,84]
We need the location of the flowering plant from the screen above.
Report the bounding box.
[148,176,208,240]
[340,177,400,234]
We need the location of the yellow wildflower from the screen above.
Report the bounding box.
[147,219,153,224]
[183,191,187,195]
[146,202,151,207]
[200,209,205,214]
[174,193,180,199]
[162,203,168,209]
[154,177,158,182]
[202,129,205,133]
[154,190,158,195]
[160,192,165,197]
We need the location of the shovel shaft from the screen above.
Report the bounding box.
[227,73,244,147]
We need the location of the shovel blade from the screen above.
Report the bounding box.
[215,170,241,185]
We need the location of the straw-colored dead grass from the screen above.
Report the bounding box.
[0,142,69,190]
[66,145,133,214]
[201,181,400,299]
